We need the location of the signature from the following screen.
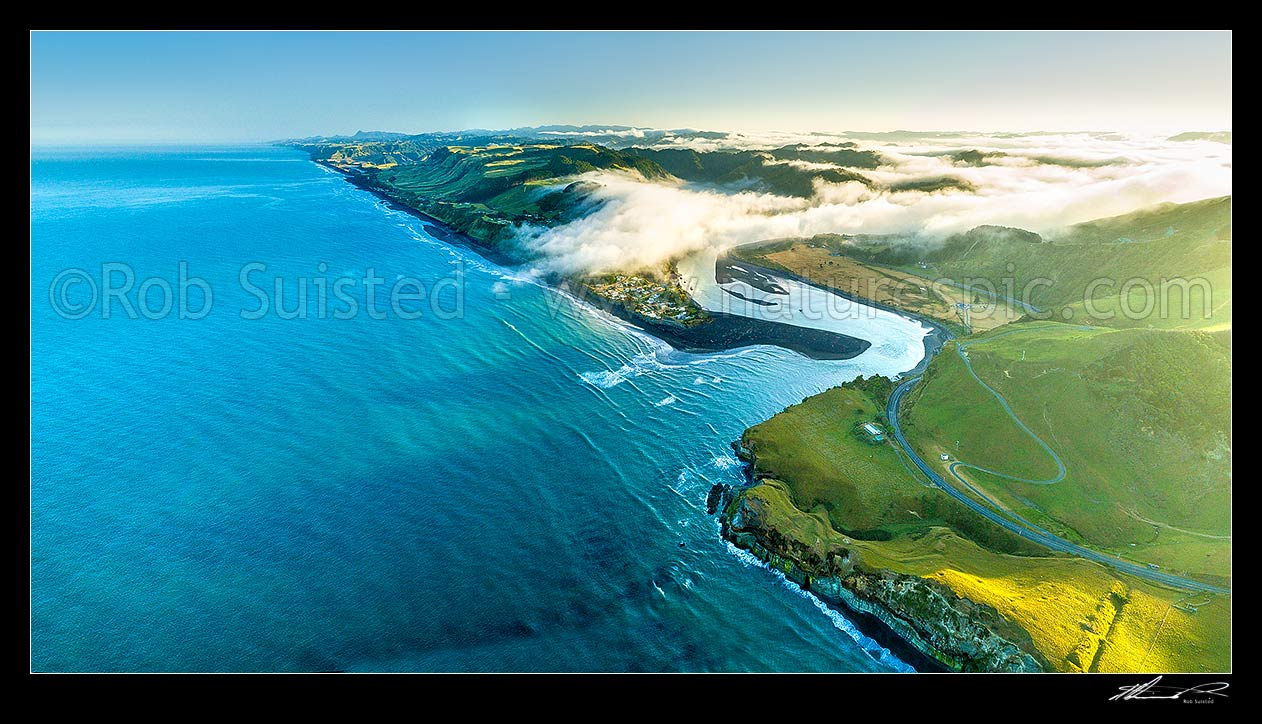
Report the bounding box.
[1111,676,1229,702]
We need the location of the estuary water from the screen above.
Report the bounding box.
[31,145,924,672]
[678,247,928,370]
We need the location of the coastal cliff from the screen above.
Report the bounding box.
[712,456,1049,672]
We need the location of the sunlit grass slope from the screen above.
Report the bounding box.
[900,321,1230,585]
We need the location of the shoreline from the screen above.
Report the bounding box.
[715,469,1048,672]
[309,156,873,363]
[315,159,522,268]
[722,535,948,672]
[596,301,872,360]
[312,154,970,671]
[826,589,952,673]
[713,245,994,673]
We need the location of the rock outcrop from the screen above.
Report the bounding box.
[717,482,1049,672]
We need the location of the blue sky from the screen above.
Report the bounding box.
[30,31,1232,143]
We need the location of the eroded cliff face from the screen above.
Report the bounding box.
[716,482,1048,673]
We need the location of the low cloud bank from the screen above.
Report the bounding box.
[515,131,1231,274]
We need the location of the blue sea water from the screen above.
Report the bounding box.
[31,145,915,672]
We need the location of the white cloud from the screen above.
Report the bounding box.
[514,132,1231,274]
[538,128,649,138]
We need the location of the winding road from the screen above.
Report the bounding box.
[728,251,1230,595]
[945,329,1070,488]
[886,354,1229,595]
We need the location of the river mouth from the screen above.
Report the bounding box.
[677,246,932,378]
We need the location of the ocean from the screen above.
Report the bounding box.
[31,144,922,672]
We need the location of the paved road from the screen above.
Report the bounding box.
[887,375,1229,594]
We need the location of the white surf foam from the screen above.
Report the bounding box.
[724,541,915,673]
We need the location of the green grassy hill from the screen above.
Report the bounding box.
[629,144,881,197]
[742,197,1232,332]
[380,143,669,205]
[294,140,708,325]
[901,321,1231,585]
[320,142,671,255]
[834,196,1232,331]
[318,140,432,167]
[740,376,1045,554]
[728,198,1231,672]
[733,351,1230,672]
[298,134,992,203]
